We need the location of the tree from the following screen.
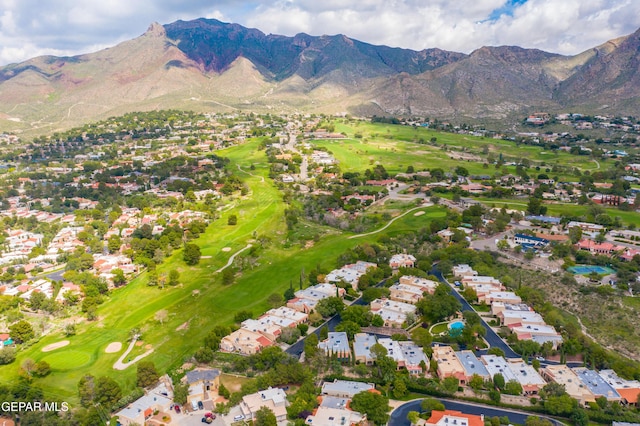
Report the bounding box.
[107,235,122,254]
[316,297,345,317]
[0,347,16,365]
[95,376,122,408]
[136,361,159,388]
[9,320,34,343]
[393,378,408,398]
[350,391,391,425]
[155,309,168,325]
[411,327,432,347]
[173,382,189,405]
[254,406,277,426]
[489,389,501,403]
[222,267,235,285]
[469,374,484,392]
[111,268,126,286]
[168,269,180,286]
[441,376,459,395]
[227,215,238,226]
[183,243,201,265]
[304,333,318,359]
[340,305,372,326]
[234,310,252,323]
[78,375,96,407]
[568,226,582,244]
[34,360,51,377]
[504,379,523,395]
[29,291,46,311]
[493,373,505,390]
[407,411,421,425]
[267,293,284,308]
[420,398,445,415]
[335,320,361,340]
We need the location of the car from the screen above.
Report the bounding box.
[234,414,245,421]
[192,400,199,411]
[198,400,204,410]
[454,281,461,286]
[174,405,181,413]
[535,356,545,361]
[202,417,213,424]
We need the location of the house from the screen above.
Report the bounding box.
[540,365,596,406]
[514,233,549,249]
[0,333,13,347]
[353,333,377,365]
[573,367,621,403]
[599,369,640,405]
[490,302,532,316]
[318,332,351,361]
[481,355,518,384]
[263,307,308,325]
[576,239,624,255]
[479,291,522,305]
[305,404,366,426]
[453,264,477,278]
[509,324,563,349]
[389,276,438,304]
[370,298,417,328]
[497,310,545,327]
[506,359,546,395]
[184,368,221,406]
[426,410,484,426]
[240,387,288,422]
[454,350,490,383]
[115,380,173,426]
[389,253,416,270]
[220,329,274,355]
[432,345,466,383]
[321,380,375,399]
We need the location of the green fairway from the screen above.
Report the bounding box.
[0,137,448,404]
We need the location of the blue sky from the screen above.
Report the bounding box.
[0,0,638,66]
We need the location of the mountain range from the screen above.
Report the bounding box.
[1,18,639,135]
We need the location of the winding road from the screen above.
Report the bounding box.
[348,204,432,239]
[215,244,253,273]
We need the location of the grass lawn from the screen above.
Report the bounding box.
[220,373,253,393]
[0,137,447,404]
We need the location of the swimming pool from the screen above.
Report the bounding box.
[568,265,616,275]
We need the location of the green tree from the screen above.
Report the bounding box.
[254,406,277,426]
[9,320,34,343]
[350,391,391,425]
[469,374,484,392]
[0,347,16,365]
[136,361,159,388]
[493,373,505,390]
[78,375,96,407]
[227,214,238,226]
[183,243,201,265]
[34,360,51,377]
[107,235,122,254]
[304,333,319,359]
[420,398,445,415]
[441,376,459,395]
[112,268,126,286]
[504,379,523,395]
[335,320,361,340]
[95,376,122,408]
[316,297,345,317]
[173,382,189,405]
[168,269,180,286]
[393,378,408,398]
[407,411,421,425]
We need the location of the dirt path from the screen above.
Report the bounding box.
[348,204,432,239]
[113,337,154,370]
[215,244,253,273]
[236,164,264,182]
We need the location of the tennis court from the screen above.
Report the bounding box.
[568,265,616,275]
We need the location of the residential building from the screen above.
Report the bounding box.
[540,365,596,406]
[305,405,366,426]
[490,302,533,317]
[573,368,621,402]
[321,380,375,399]
[508,324,563,348]
[454,350,490,383]
[498,310,545,327]
[184,368,221,406]
[318,332,351,360]
[353,333,377,365]
[240,387,288,422]
[115,381,173,426]
[506,359,546,395]
[264,307,308,325]
[389,253,416,270]
[453,264,477,277]
[599,369,640,405]
[575,239,624,255]
[481,355,518,384]
[432,345,466,383]
[220,328,274,355]
[370,298,416,328]
[479,291,522,305]
[514,233,549,248]
[426,410,484,426]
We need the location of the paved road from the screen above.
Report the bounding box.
[432,270,520,359]
[389,398,561,426]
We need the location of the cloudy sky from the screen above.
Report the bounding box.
[1,0,639,66]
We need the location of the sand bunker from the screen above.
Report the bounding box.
[105,342,122,353]
[221,247,231,252]
[413,211,426,216]
[42,340,70,352]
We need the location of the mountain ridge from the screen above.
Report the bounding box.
[0,18,638,135]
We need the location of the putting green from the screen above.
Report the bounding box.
[40,350,93,370]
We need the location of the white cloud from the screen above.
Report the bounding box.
[0,0,638,66]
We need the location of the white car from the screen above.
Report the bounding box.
[233,414,245,421]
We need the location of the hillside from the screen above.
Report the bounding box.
[0,18,639,135]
